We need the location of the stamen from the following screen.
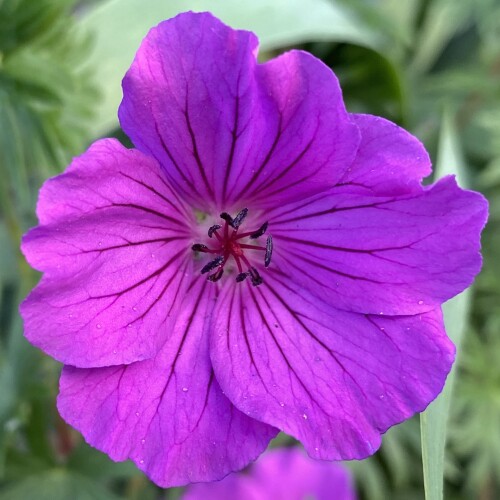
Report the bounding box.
[249,267,263,287]
[265,236,273,268]
[208,268,224,282]
[220,212,234,227]
[249,221,268,239]
[232,208,248,228]
[208,224,221,238]
[201,255,224,274]
[194,210,272,285]
[192,243,209,252]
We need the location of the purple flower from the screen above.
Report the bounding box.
[21,11,487,488]
[183,447,357,500]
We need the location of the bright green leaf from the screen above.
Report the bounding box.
[420,110,471,500]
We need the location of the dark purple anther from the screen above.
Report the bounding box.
[232,208,248,228]
[249,267,263,287]
[249,221,268,239]
[201,255,224,274]
[264,236,273,268]
[208,268,224,282]
[192,243,209,252]
[220,212,234,227]
[208,224,221,238]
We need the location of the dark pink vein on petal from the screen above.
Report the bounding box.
[184,88,215,200]
[152,120,202,201]
[221,72,242,206]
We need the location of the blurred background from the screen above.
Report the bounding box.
[0,0,499,498]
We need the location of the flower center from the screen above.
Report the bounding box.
[192,208,273,286]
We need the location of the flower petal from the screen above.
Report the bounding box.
[119,11,359,210]
[249,448,356,500]
[210,277,454,460]
[184,448,356,500]
[340,114,432,195]
[20,139,194,367]
[269,175,487,316]
[57,280,277,487]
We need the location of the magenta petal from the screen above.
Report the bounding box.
[20,139,194,367]
[57,281,277,487]
[249,448,356,500]
[340,114,432,195]
[210,278,454,460]
[184,448,356,500]
[119,11,359,210]
[270,175,487,316]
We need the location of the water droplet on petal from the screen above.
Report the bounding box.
[96,323,102,329]
[139,459,144,464]
[113,350,117,354]
[314,447,319,452]
[132,306,137,311]
[379,312,384,315]
[279,402,285,407]
[418,300,424,305]
[302,413,308,420]
[141,439,145,445]
[68,313,73,318]
[182,387,188,392]
[135,412,140,417]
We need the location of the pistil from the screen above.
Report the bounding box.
[192,208,272,285]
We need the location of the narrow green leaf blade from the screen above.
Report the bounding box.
[420,111,471,500]
[410,0,475,74]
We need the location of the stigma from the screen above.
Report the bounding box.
[192,208,273,286]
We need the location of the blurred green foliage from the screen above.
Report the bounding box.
[1,0,499,499]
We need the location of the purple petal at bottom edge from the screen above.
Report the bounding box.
[57,278,277,487]
[183,447,357,500]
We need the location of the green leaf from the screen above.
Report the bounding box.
[410,0,476,74]
[0,469,121,500]
[67,443,138,480]
[449,326,500,493]
[420,110,471,500]
[79,0,387,135]
[0,0,100,241]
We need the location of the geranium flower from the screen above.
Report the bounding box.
[183,447,356,500]
[21,11,487,488]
